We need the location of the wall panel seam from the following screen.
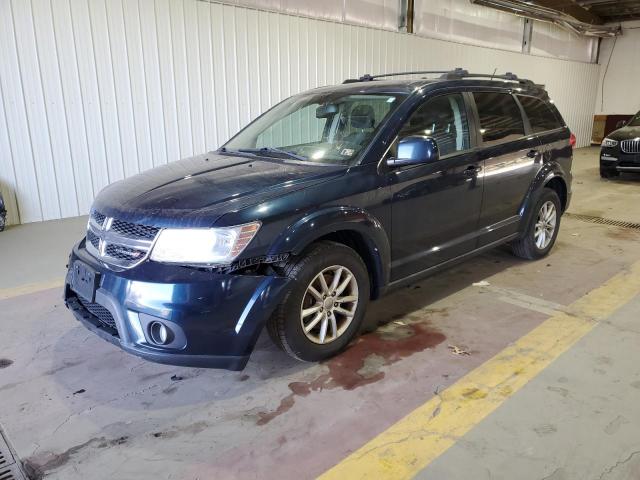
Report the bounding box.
[104,0,129,180]
[0,67,22,224]
[9,0,44,221]
[87,0,113,182]
[68,0,97,201]
[49,0,81,214]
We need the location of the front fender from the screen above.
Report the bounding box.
[267,206,391,295]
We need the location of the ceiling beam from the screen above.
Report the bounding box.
[532,0,604,24]
[606,13,640,22]
[575,0,621,6]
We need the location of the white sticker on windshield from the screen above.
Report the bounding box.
[340,148,355,156]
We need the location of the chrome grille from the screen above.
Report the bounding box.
[111,219,159,240]
[105,243,146,261]
[91,210,106,226]
[86,209,158,268]
[621,139,640,154]
[86,229,100,250]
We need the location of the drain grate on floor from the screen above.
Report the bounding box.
[0,465,25,480]
[0,428,24,480]
[565,213,640,230]
[0,439,12,471]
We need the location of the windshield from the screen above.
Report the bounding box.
[223,92,407,165]
[628,112,640,127]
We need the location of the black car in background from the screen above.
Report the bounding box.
[600,111,640,178]
[0,192,6,232]
[64,69,574,370]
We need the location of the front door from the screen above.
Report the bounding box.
[388,93,484,282]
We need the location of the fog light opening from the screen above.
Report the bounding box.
[149,321,172,345]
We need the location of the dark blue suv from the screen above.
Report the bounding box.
[64,69,573,370]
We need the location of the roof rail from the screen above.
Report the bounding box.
[342,69,463,83]
[343,67,537,87]
[440,69,536,86]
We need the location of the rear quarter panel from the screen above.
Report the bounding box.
[534,127,573,196]
[517,126,573,229]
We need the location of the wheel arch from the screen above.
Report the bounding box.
[267,207,391,299]
[543,176,568,213]
[519,167,568,230]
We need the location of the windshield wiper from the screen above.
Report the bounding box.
[217,147,258,159]
[237,147,308,161]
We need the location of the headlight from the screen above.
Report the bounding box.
[150,222,261,265]
[602,138,618,148]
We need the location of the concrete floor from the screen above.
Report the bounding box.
[0,147,639,479]
[419,294,640,480]
[0,215,88,291]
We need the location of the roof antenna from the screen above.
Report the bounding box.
[490,68,497,81]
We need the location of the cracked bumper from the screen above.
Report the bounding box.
[64,241,290,370]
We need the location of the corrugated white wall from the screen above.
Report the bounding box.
[415,0,524,53]
[414,0,598,63]
[596,21,640,115]
[530,21,598,63]
[0,0,600,225]
[219,0,401,31]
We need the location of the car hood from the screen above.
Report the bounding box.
[608,125,640,141]
[92,153,347,227]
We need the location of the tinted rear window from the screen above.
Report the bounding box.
[518,96,563,133]
[473,92,525,146]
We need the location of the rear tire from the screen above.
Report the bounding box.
[511,189,561,260]
[0,214,5,232]
[267,241,370,362]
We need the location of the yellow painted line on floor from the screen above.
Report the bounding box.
[0,278,64,300]
[319,260,640,480]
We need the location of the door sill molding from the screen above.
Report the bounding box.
[388,233,519,290]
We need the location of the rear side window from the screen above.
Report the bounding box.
[517,96,563,133]
[473,92,525,146]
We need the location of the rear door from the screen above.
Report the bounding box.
[517,94,571,177]
[471,91,541,246]
[388,92,484,281]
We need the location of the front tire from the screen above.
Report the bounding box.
[511,189,561,260]
[267,241,370,362]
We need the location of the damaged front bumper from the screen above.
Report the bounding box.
[64,241,290,371]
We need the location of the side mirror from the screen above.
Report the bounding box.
[387,136,439,168]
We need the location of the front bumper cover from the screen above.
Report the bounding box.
[600,147,640,172]
[64,241,290,370]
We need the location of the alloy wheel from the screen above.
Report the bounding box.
[300,265,359,345]
[534,201,557,250]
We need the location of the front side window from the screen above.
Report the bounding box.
[473,92,525,146]
[397,93,470,157]
[518,96,563,133]
[224,92,406,165]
